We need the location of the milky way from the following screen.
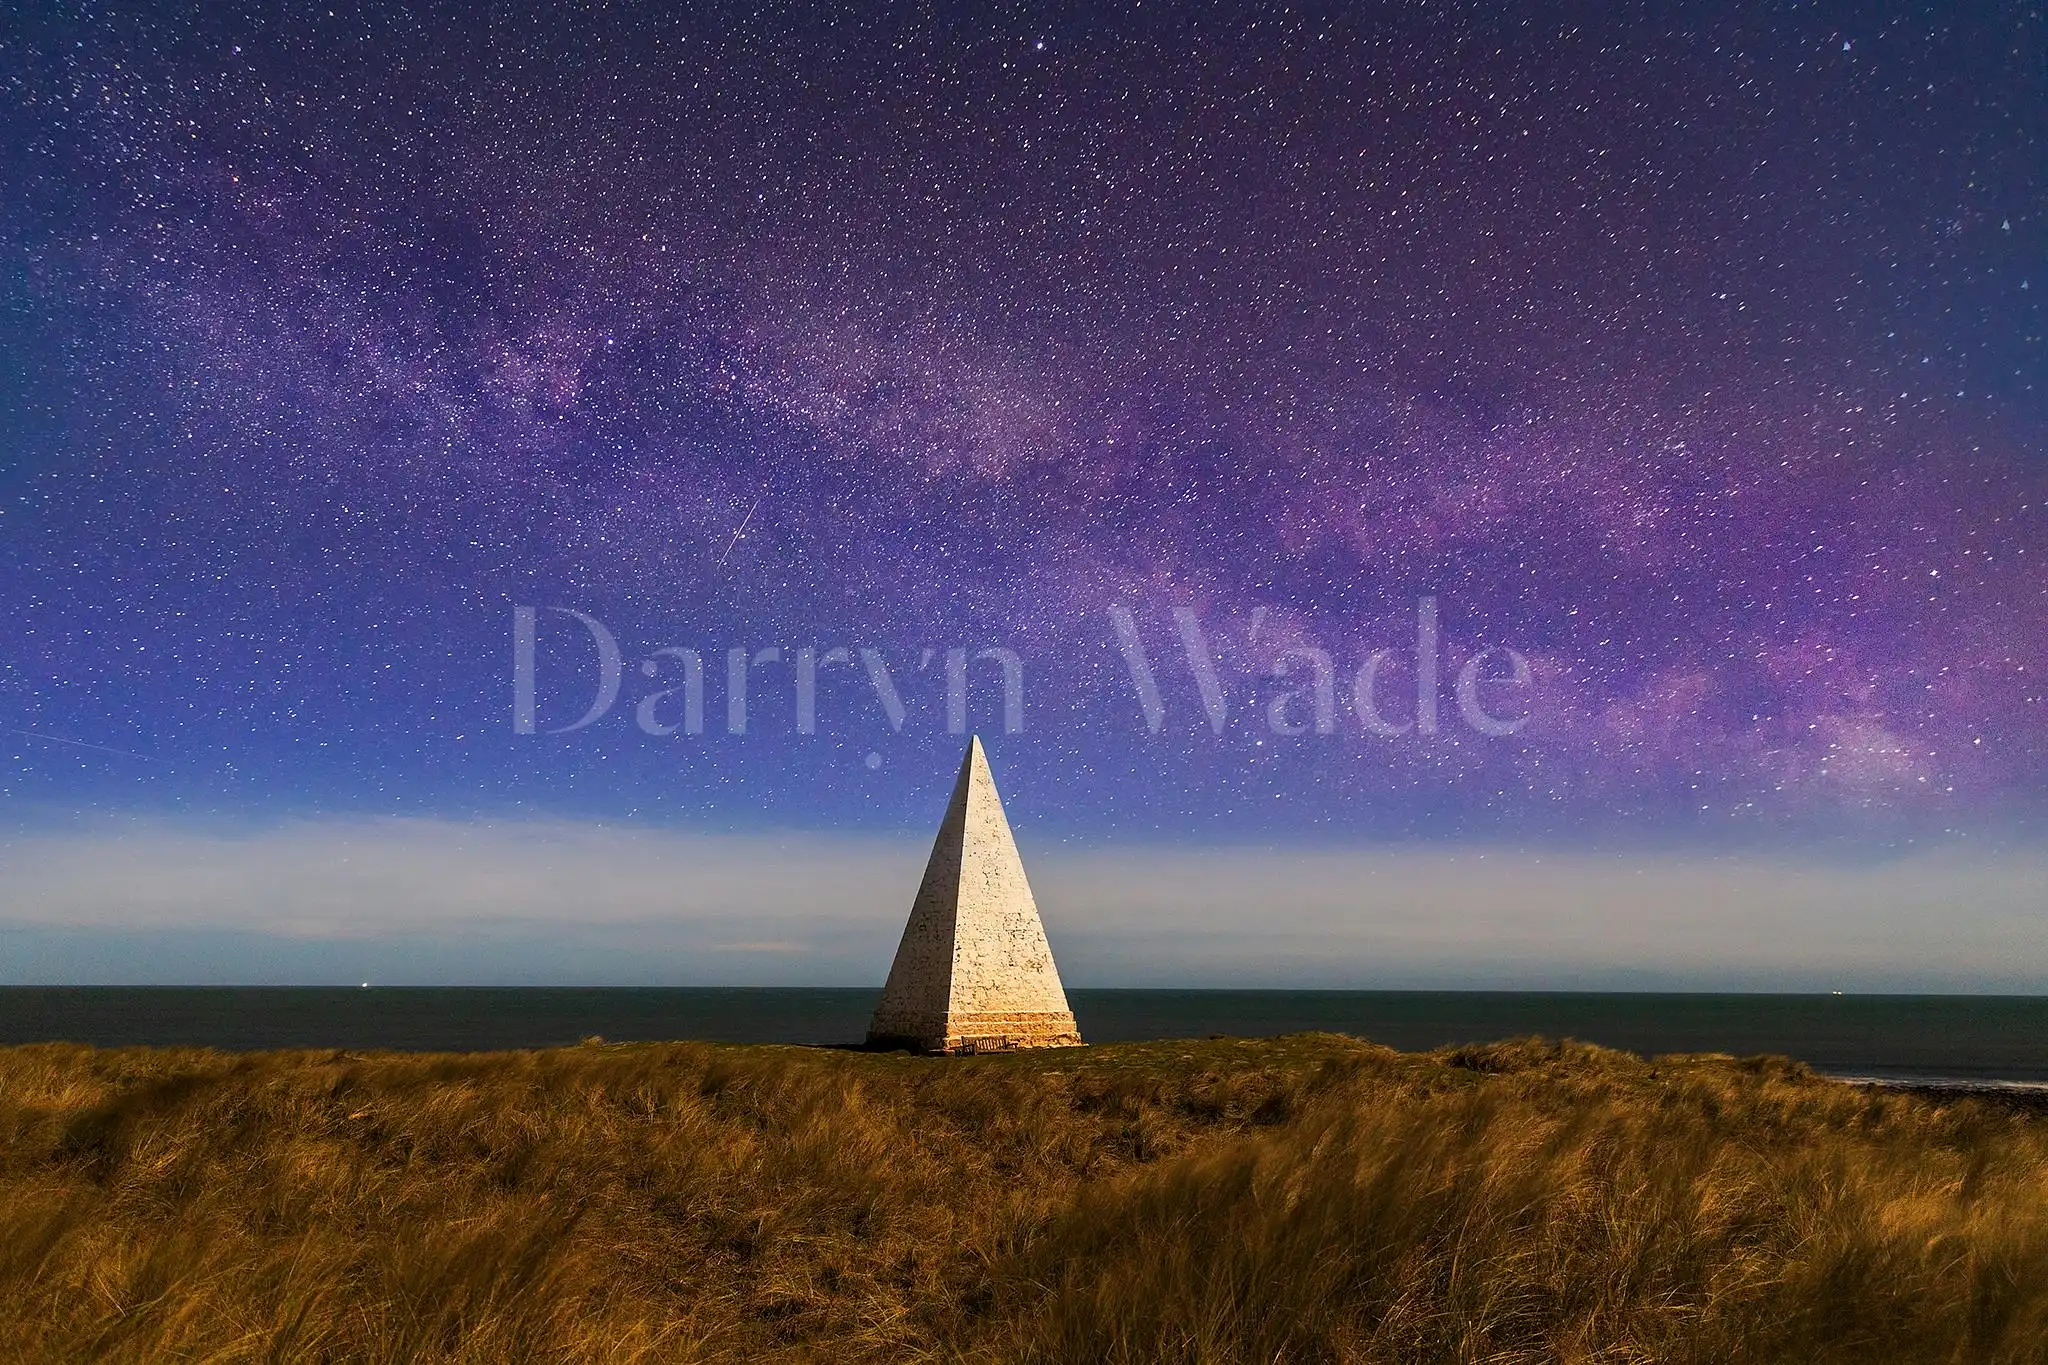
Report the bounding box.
[3,1,2043,845]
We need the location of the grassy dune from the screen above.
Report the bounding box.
[2,1033,2045,1363]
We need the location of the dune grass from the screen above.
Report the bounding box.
[1,1032,2045,1362]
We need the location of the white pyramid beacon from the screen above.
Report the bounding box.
[866,736,1083,1053]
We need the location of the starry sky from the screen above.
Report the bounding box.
[2,2,2044,984]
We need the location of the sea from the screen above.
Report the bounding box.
[2,988,2045,1088]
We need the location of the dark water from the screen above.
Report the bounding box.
[3,988,2045,1085]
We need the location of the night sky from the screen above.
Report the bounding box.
[2,3,2044,983]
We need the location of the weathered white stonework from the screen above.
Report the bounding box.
[867,737,1083,1053]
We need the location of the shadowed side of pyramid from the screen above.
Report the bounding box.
[866,737,1082,1053]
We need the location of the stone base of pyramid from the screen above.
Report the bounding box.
[866,1009,1083,1055]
